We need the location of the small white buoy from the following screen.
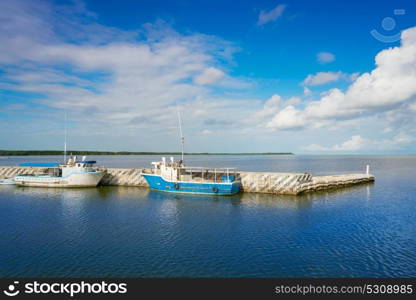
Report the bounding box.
[366,164,370,175]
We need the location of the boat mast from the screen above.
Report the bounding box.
[176,105,184,162]
[64,112,67,163]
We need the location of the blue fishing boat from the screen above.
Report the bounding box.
[141,157,241,195]
[141,106,241,195]
[141,107,241,196]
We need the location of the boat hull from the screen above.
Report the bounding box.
[14,171,105,187]
[142,174,241,195]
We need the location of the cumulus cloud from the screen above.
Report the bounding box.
[1,0,415,153]
[266,26,416,132]
[286,96,301,105]
[255,94,302,123]
[305,135,367,151]
[255,94,281,119]
[303,144,328,151]
[194,67,225,85]
[0,0,262,150]
[317,52,335,64]
[302,71,344,86]
[257,4,286,26]
[305,133,414,152]
[0,0,268,153]
[303,87,312,96]
[266,105,307,130]
[349,72,360,81]
[333,135,367,151]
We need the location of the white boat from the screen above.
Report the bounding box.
[14,156,105,187]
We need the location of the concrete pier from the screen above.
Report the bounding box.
[0,166,374,195]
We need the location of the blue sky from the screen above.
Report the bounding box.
[1,0,416,153]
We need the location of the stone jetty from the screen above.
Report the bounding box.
[0,166,374,195]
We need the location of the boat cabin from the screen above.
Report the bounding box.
[62,156,98,177]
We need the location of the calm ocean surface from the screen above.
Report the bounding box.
[0,155,415,277]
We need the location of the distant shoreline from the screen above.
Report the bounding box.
[0,150,294,156]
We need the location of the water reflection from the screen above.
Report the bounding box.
[12,186,102,200]
[0,165,415,278]
[158,198,179,226]
[10,185,150,200]
[366,185,371,201]
[4,180,374,209]
[239,192,313,209]
[143,181,374,210]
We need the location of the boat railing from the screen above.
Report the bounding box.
[178,166,238,183]
[145,161,240,183]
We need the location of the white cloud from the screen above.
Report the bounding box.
[349,72,360,81]
[317,52,335,64]
[255,94,281,119]
[1,1,415,153]
[266,26,416,132]
[257,4,286,26]
[302,71,344,86]
[266,105,307,130]
[286,97,301,105]
[304,143,329,151]
[255,94,303,123]
[0,0,264,151]
[409,103,416,111]
[303,87,312,96]
[194,67,225,85]
[333,135,366,151]
[305,133,414,152]
[305,135,367,152]
[265,94,282,106]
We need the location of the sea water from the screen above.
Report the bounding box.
[0,155,415,277]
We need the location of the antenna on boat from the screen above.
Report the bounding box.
[176,105,184,162]
[64,112,67,163]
